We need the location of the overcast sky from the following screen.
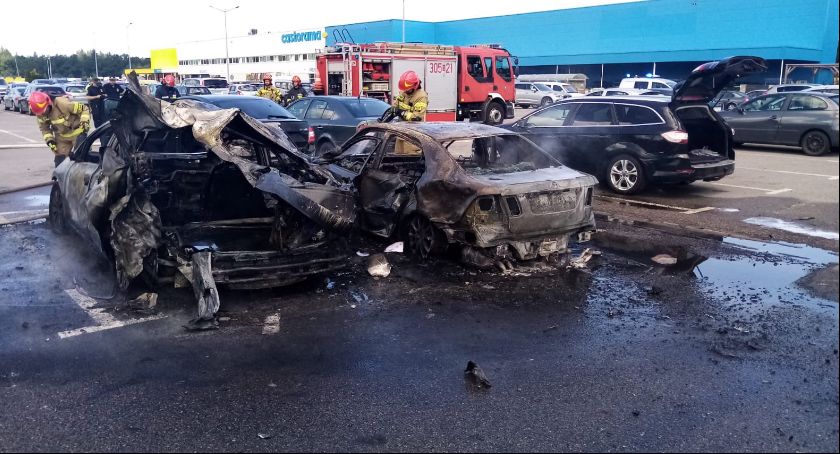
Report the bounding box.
[0,0,640,56]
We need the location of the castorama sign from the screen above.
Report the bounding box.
[282,31,324,44]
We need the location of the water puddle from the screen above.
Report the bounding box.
[695,237,838,307]
[743,217,839,241]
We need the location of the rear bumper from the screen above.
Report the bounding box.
[504,101,515,119]
[651,159,734,183]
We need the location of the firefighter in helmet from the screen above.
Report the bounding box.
[155,74,180,102]
[393,70,428,121]
[29,91,91,167]
[283,75,307,106]
[256,73,282,103]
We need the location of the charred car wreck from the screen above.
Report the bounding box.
[50,75,355,328]
[317,123,598,270]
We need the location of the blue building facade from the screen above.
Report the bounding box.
[326,0,839,87]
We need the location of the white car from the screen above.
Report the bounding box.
[764,84,820,94]
[619,77,677,95]
[63,85,89,104]
[801,84,839,95]
[586,87,665,97]
[514,82,564,108]
[538,82,584,99]
[228,83,259,96]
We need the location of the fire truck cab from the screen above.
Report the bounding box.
[314,42,516,125]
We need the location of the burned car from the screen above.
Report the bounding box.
[49,75,354,328]
[317,123,598,269]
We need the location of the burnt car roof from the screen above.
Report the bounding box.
[364,122,519,141]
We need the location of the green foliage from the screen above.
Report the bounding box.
[0,47,151,80]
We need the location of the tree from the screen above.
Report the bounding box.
[0,47,150,79]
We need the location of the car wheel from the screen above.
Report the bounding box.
[48,183,69,234]
[484,101,504,125]
[19,102,26,114]
[605,155,647,195]
[539,97,553,108]
[404,215,446,260]
[316,140,336,157]
[3,102,8,111]
[724,102,737,111]
[801,130,830,156]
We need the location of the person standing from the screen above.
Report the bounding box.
[392,70,428,121]
[102,77,125,118]
[155,75,180,102]
[256,73,282,103]
[283,75,307,106]
[85,77,106,127]
[29,91,91,167]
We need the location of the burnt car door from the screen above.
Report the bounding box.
[354,133,426,237]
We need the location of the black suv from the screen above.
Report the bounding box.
[506,56,767,194]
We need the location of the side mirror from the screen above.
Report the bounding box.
[531,88,537,93]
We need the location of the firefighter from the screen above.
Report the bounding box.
[29,91,91,167]
[282,75,307,106]
[155,75,180,102]
[392,70,428,121]
[256,73,282,103]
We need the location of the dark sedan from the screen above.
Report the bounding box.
[720,92,839,156]
[19,85,66,115]
[287,96,391,156]
[180,95,314,153]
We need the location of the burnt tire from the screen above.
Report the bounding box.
[403,215,446,260]
[539,97,553,108]
[605,155,647,195]
[48,183,69,234]
[801,130,830,156]
[483,101,505,125]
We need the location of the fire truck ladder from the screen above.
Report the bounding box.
[340,44,361,96]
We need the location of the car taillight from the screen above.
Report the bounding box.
[237,90,242,95]
[308,127,315,144]
[661,130,689,144]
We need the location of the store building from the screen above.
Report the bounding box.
[325,0,839,88]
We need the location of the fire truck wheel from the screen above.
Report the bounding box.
[483,101,505,125]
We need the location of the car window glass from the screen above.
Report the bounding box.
[287,99,311,118]
[495,57,512,82]
[322,102,337,120]
[336,137,380,173]
[483,57,494,81]
[652,82,669,89]
[466,55,485,79]
[788,95,828,111]
[524,104,573,126]
[634,81,647,89]
[571,103,614,125]
[515,84,529,90]
[615,105,662,125]
[306,100,327,119]
[743,95,785,112]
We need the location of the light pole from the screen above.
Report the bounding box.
[210,5,239,81]
[126,22,133,71]
[93,31,99,78]
[13,55,20,78]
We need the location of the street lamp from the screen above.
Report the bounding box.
[126,22,134,71]
[210,5,240,81]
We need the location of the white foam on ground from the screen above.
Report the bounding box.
[744,217,839,241]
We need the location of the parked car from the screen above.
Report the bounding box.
[538,82,584,99]
[586,87,665,97]
[182,77,229,95]
[175,85,211,96]
[3,86,27,111]
[63,84,88,103]
[764,84,818,94]
[180,95,313,153]
[0,77,8,98]
[505,56,768,194]
[286,95,391,156]
[19,85,67,115]
[719,92,839,156]
[50,79,354,327]
[316,122,597,266]
[275,80,313,96]
[711,90,748,111]
[228,83,259,96]
[802,84,839,95]
[619,77,677,96]
[30,79,57,85]
[515,82,564,108]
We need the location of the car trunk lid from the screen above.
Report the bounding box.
[671,56,767,106]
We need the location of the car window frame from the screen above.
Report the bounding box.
[523,103,575,127]
[568,102,617,127]
[495,56,512,82]
[334,135,384,174]
[287,98,312,118]
[305,99,328,120]
[613,103,666,126]
[786,94,829,112]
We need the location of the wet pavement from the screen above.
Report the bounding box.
[0,219,837,452]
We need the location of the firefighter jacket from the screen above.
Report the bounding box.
[393,88,428,121]
[37,96,91,156]
[155,85,180,102]
[283,85,307,106]
[257,86,282,103]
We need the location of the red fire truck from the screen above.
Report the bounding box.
[313,42,516,124]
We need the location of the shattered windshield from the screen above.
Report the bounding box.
[442,134,560,175]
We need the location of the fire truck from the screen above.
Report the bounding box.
[313,42,516,124]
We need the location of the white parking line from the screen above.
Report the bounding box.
[0,144,46,149]
[0,129,37,143]
[262,313,281,335]
[57,289,166,339]
[706,182,792,195]
[738,167,840,180]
